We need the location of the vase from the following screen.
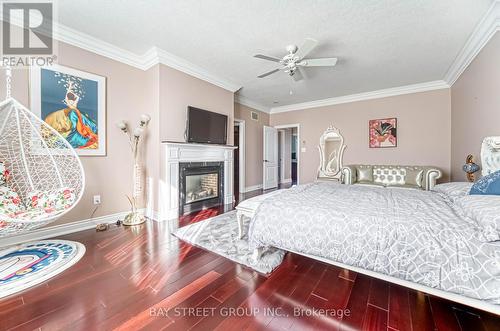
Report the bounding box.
[123,162,145,226]
[123,210,145,226]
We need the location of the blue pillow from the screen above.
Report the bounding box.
[470,170,500,195]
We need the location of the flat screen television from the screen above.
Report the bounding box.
[186,106,227,145]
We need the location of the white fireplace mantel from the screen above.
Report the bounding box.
[159,142,237,221]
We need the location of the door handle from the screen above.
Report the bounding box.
[264,160,269,163]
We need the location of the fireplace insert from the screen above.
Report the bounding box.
[179,162,224,215]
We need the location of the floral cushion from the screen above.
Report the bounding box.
[0,161,10,186]
[5,208,54,221]
[0,185,23,216]
[26,187,75,214]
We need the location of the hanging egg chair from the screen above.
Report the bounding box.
[0,69,85,238]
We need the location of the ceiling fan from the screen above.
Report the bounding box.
[254,38,337,81]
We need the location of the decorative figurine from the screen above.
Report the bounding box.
[463,154,480,182]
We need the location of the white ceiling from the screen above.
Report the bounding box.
[57,0,493,108]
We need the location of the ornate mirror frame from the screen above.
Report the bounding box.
[317,125,347,180]
[481,136,500,176]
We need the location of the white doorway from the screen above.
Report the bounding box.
[274,124,300,185]
[262,125,278,190]
[234,119,245,197]
[277,129,289,185]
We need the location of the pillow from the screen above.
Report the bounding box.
[470,170,500,196]
[454,195,500,242]
[433,182,473,197]
[404,168,423,187]
[0,162,9,186]
[26,187,75,213]
[357,166,373,182]
[0,185,24,216]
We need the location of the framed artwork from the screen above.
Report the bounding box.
[30,64,106,156]
[369,118,397,148]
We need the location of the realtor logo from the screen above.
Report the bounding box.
[1,1,56,66]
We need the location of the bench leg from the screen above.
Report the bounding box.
[252,247,263,261]
[237,212,244,239]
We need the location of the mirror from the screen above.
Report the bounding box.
[317,125,346,180]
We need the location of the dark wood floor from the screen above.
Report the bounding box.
[1,188,499,331]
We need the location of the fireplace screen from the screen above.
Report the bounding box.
[185,173,219,204]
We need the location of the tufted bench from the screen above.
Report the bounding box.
[341,165,442,190]
[235,189,286,239]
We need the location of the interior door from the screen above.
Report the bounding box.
[263,126,278,190]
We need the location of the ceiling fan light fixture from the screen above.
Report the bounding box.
[254,38,338,82]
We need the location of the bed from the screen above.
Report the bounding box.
[247,137,500,315]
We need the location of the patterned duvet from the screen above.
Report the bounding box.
[248,182,500,303]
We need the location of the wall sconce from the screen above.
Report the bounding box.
[462,154,480,182]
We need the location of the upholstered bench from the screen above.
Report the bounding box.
[341,165,442,190]
[235,189,285,239]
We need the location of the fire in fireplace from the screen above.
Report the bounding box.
[185,173,219,204]
[179,162,224,215]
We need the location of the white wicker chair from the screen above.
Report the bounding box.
[0,97,85,237]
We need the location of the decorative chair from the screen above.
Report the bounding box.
[0,69,85,238]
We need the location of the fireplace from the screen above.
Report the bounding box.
[179,162,224,215]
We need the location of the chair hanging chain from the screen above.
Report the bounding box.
[5,66,12,99]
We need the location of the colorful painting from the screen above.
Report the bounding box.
[30,65,106,156]
[369,118,397,148]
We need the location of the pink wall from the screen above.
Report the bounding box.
[234,103,270,188]
[159,64,234,144]
[270,89,452,183]
[451,32,500,181]
[0,42,154,226]
[0,44,235,227]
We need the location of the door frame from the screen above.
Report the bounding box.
[234,119,246,195]
[262,125,279,190]
[274,124,300,185]
[278,129,286,184]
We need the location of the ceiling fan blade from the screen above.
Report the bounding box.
[292,69,303,82]
[254,54,281,63]
[298,57,338,67]
[295,38,318,60]
[258,68,280,78]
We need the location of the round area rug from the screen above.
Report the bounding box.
[0,240,85,298]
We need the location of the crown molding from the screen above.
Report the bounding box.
[147,47,241,92]
[235,96,271,113]
[55,23,148,70]
[8,2,496,103]
[54,22,242,92]
[269,80,450,114]
[444,0,500,86]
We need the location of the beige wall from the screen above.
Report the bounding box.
[0,43,236,228]
[0,42,155,226]
[450,32,500,181]
[159,64,234,144]
[270,89,452,183]
[234,103,270,188]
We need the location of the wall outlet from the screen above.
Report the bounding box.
[301,147,306,153]
[93,195,101,205]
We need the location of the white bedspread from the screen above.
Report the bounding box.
[248,182,500,303]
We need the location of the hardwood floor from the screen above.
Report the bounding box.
[1,188,499,331]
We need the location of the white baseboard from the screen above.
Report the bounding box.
[0,211,132,248]
[243,184,263,193]
[145,209,160,222]
[280,178,292,184]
